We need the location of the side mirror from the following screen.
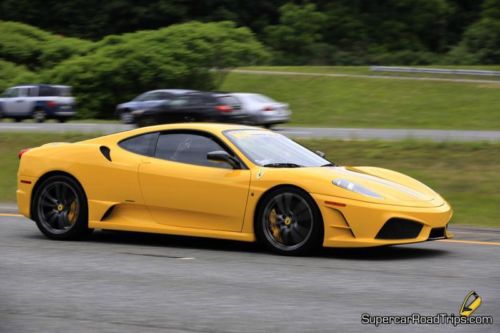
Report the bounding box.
[207,151,241,169]
[315,150,326,158]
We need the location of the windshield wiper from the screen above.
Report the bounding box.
[263,163,303,168]
[321,163,336,167]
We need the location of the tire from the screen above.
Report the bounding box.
[137,115,156,127]
[120,110,133,124]
[255,187,323,255]
[33,109,46,123]
[57,117,67,123]
[263,124,274,129]
[32,175,93,240]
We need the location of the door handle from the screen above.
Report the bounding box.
[16,100,25,103]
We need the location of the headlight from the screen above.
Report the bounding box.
[332,179,383,199]
[131,109,145,116]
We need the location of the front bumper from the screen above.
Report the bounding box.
[312,193,453,248]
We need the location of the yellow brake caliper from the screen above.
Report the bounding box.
[269,209,282,242]
[67,201,77,225]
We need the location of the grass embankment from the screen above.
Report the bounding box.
[240,65,500,79]
[1,133,498,227]
[222,67,500,130]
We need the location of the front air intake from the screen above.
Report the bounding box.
[375,218,423,240]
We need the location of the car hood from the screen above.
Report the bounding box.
[264,166,445,208]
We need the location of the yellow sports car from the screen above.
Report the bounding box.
[17,123,453,255]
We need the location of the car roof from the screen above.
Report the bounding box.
[229,93,261,97]
[10,84,71,88]
[148,89,197,95]
[133,122,257,134]
[85,123,265,144]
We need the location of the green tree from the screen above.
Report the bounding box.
[449,0,500,64]
[264,3,328,64]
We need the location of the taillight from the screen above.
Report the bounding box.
[216,105,233,113]
[263,106,274,111]
[46,101,57,108]
[18,148,31,159]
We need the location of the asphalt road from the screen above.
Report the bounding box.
[1,216,499,333]
[1,122,500,142]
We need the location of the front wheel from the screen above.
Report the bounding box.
[255,187,323,255]
[33,175,93,240]
[120,110,134,124]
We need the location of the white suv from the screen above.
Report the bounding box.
[0,84,76,123]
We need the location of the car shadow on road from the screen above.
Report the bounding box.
[23,229,449,260]
[80,230,449,260]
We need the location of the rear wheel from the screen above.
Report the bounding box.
[33,109,46,123]
[33,175,92,240]
[57,117,67,123]
[255,187,323,255]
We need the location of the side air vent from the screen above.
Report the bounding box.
[375,218,423,240]
[101,205,115,221]
[100,146,112,161]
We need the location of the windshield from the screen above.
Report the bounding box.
[224,129,331,167]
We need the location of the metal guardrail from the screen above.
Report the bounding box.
[371,66,500,77]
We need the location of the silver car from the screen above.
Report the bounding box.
[0,84,75,122]
[229,93,291,128]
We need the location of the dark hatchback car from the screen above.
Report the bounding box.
[131,90,249,126]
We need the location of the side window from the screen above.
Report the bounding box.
[157,92,171,100]
[155,132,231,168]
[170,96,189,107]
[18,88,29,97]
[28,87,38,97]
[2,88,19,97]
[119,132,158,156]
[135,93,152,102]
[187,94,203,106]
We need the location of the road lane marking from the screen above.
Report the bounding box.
[0,213,22,217]
[438,239,500,246]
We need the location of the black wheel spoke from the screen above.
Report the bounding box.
[281,228,291,245]
[283,193,293,213]
[292,200,308,216]
[54,184,62,199]
[60,185,68,203]
[275,196,286,214]
[293,224,308,239]
[41,198,55,208]
[56,214,65,229]
[289,228,303,244]
[44,193,57,205]
[48,211,58,226]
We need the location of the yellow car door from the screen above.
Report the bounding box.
[139,131,251,232]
